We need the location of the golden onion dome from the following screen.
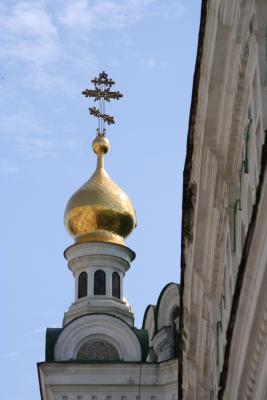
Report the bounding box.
[64,135,137,245]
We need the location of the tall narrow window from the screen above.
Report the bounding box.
[94,270,106,295]
[112,272,120,299]
[172,306,179,357]
[78,271,87,299]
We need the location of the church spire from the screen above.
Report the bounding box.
[82,71,123,170]
[82,70,123,136]
[64,72,136,245]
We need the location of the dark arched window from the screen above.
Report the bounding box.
[94,270,106,295]
[172,306,179,357]
[112,272,121,299]
[78,271,88,299]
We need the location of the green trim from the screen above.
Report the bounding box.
[142,282,179,335]
[132,328,149,362]
[48,312,146,363]
[232,199,241,253]
[46,284,179,364]
[219,294,225,322]
[156,282,179,313]
[243,118,252,173]
[45,328,62,362]
[232,118,253,253]
[218,131,267,398]
[142,304,157,330]
[155,282,179,332]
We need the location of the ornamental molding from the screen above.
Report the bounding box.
[64,242,135,263]
[200,145,217,193]
[68,254,130,272]
[143,305,156,345]
[219,167,267,399]
[157,284,179,331]
[55,314,141,362]
[76,339,120,361]
[68,254,129,273]
[245,298,267,398]
[39,358,178,386]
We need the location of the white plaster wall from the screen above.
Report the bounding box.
[63,242,135,326]
[55,314,142,362]
[180,0,267,398]
[39,359,178,400]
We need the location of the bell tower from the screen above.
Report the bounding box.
[51,72,142,364]
[38,73,179,400]
[62,72,137,328]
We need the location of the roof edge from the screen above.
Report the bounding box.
[178,1,209,398]
[218,130,267,398]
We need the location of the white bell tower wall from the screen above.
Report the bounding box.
[63,242,135,326]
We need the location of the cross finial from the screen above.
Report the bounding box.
[82,71,123,136]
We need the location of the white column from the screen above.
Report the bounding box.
[119,271,124,300]
[87,268,94,297]
[106,268,112,297]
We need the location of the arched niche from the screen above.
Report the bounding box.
[157,283,180,331]
[76,339,120,361]
[94,270,106,295]
[54,314,142,362]
[78,271,88,299]
[112,272,121,299]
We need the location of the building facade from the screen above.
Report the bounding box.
[179,0,267,399]
[38,0,267,399]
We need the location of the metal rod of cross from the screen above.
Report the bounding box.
[82,71,123,135]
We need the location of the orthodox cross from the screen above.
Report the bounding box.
[82,71,123,136]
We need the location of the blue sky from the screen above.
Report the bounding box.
[1,1,201,399]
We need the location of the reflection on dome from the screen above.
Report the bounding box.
[64,135,137,245]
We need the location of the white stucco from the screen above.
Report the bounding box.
[55,314,142,362]
[180,0,267,398]
[157,284,179,331]
[38,359,178,400]
[63,242,135,326]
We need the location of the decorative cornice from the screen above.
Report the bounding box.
[218,131,267,398]
[245,300,267,398]
[178,0,209,398]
